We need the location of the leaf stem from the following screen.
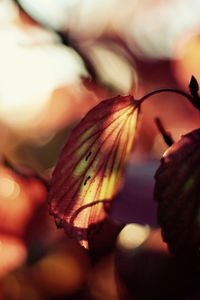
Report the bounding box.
[138,88,194,106]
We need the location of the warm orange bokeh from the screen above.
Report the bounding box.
[0,164,47,237]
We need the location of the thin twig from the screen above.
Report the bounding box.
[155,117,174,147]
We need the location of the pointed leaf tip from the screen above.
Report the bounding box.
[48,95,139,248]
[188,75,200,110]
[189,75,199,94]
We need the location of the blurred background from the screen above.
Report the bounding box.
[0,0,200,299]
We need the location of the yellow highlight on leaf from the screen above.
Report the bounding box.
[49,95,140,248]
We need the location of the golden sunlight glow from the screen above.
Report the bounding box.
[0,24,87,128]
[0,176,20,199]
[173,35,200,87]
[117,223,150,250]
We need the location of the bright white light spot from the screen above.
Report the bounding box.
[18,0,71,30]
[87,43,136,93]
[0,0,18,24]
[0,177,20,199]
[0,24,87,128]
[126,0,200,59]
[18,0,116,38]
[117,223,150,250]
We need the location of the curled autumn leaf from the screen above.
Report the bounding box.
[48,95,139,248]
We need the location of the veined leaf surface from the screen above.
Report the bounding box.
[49,95,139,248]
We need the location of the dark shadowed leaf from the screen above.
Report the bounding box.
[48,95,139,248]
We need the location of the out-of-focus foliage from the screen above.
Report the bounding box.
[1,0,200,299]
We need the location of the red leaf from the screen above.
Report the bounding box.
[49,95,139,248]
